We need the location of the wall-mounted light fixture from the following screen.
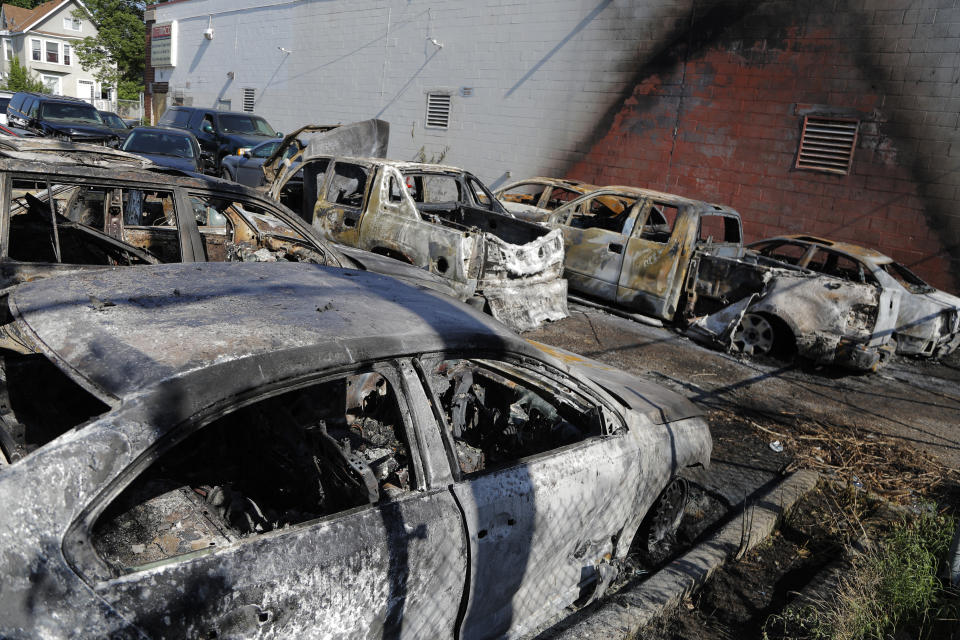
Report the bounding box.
[203,15,214,40]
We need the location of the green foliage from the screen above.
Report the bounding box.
[71,0,144,96]
[765,506,957,640]
[2,0,46,8]
[2,56,48,93]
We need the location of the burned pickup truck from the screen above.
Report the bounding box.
[524,184,897,371]
[264,124,568,332]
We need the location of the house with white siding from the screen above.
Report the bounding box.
[0,0,112,104]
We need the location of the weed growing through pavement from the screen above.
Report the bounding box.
[764,500,957,640]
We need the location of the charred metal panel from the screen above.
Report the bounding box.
[95,489,466,639]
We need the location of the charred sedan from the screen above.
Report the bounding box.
[0,262,710,639]
[749,235,960,358]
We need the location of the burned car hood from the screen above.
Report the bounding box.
[263,120,389,184]
[529,341,703,425]
[336,245,460,299]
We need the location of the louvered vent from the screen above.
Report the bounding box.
[796,116,858,175]
[242,88,255,113]
[426,93,451,129]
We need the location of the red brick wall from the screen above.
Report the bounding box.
[567,22,957,293]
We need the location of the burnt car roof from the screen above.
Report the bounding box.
[8,263,519,401]
[750,235,894,266]
[0,137,153,168]
[498,177,596,190]
[0,139,274,198]
[588,185,742,215]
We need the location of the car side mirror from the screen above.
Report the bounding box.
[202,122,214,134]
[240,150,252,158]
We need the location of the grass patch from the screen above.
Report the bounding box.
[765,504,958,639]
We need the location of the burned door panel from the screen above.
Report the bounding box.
[615,201,691,320]
[420,356,639,640]
[561,193,640,302]
[85,370,468,639]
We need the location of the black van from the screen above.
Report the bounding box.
[6,92,119,146]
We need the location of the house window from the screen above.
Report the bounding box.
[31,39,41,62]
[3,40,11,62]
[63,17,82,31]
[425,92,451,129]
[796,116,859,175]
[63,44,71,66]
[46,41,59,64]
[40,74,61,95]
[242,88,255,113]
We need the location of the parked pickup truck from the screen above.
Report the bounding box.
[265,124,567,331]
[520,184,897,371]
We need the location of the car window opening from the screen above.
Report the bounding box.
[569,194,638,233]
[90,371,412,575]
[638,203,678,243]
[191,194,330,265]
[7,179,170,266]
[424,358,602,476]
[0,351,109,464]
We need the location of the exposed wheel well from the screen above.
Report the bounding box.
[754,311,796,358]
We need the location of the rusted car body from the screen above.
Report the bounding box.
[521,184,896,370]
[749,235,960,358]
[267,135,568,331]
[0,136,456,297]
[494,177,596,220]
[0,262,710,639]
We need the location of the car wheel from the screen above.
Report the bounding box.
[638,477,688,566]
[732,313,776,356]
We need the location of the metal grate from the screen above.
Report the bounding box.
[796,116,859,175]
[242,88,255,113]
[425,93,451,129]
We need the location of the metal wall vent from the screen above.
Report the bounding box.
[242,88,255,113]
[426,93,451,129]
[796,116,858,175]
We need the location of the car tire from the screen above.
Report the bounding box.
[637,477,688,567]
[732,312,776,356]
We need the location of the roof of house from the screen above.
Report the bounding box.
[2,0,71,34]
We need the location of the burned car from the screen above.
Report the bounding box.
[265,122,568,332]
[0,262,710,639]
[523,184,896,371]
[749,235,960,358]
[494,177,596,221]
[0,136,456,297]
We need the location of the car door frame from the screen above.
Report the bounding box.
[555,190,644,303]
[63,359,468,639]
[615,198,697,319]
[413,350,641,640]
[0,171,206,289]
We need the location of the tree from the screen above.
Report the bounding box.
[2,56,48,93]
[3,0,47,8]
[72,0,145,100]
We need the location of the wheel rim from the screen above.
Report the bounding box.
[732,313,775,356]
[648,478,687,548]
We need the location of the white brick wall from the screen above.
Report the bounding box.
[153,0,689,186]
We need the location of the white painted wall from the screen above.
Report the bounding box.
[152,0,685,186]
